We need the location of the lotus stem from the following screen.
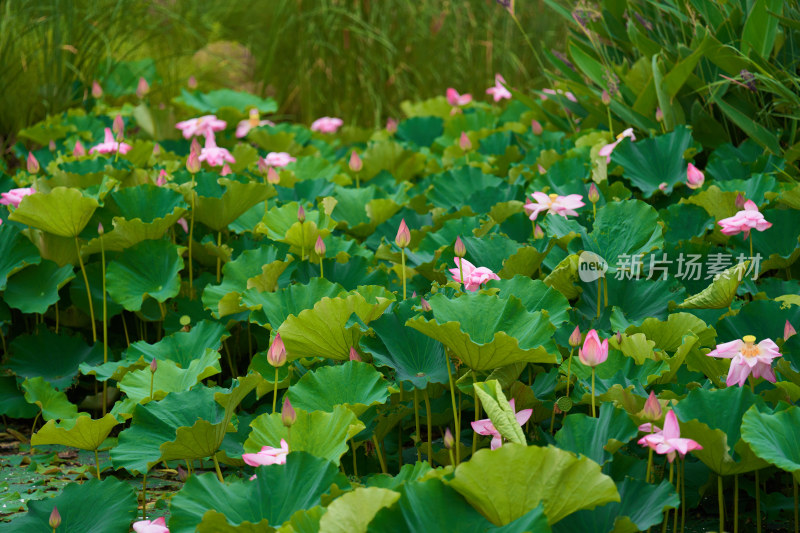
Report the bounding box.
[149,368,155,401]
[121,312,130,346]
[142,473,147,519]
[565,348,574,397]
[185,459,192,475]
[445,355,459,465]
[188,179,196,299]
[646,425,654,483]
[718,475,725,533]
[734,474,738,533]
[0,327,6,356]
[54,301,59,334]
[351,439,358,478]
[401,249,407,300]
[372,434,387,474]
[591,367,596,417]
[74,237,97,342]
[458,262,464,285]
[755,469,761,533]
[749,232,753,259]
[423,388,433,465]
[472,399,480,457]
[216,231,222,283]
[300,224,305,261]
[319,256,324,278]
[414,388,421,463]
[549,409,556,435]
[356,174,360,189]
[604,275,608,306]
[94,449,101,480]
[100,233,108,415]
[398,387,404,470]
[681,458,686,533]
[673,460,680,533]
[596,277,602,319]
[448,446,455,467]
[212,454,224,483]
[273,367,279,413]
[606,105,614,138]
[794,476,798,533]
[662,461,674,533]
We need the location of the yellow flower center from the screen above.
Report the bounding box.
[249,109,260,127]
[741,335,760,358]
[548,193,559,202]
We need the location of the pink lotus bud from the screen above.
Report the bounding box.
[92,80,103,99]
[655,108,664,122]
[281,396,296,427]
[531,120,543,135]
[420,297,431,312]
[257,157,269,174]
[349,151,362,172]
[615,331,622,344]
[49,507,61,529]
[136,77,150,98]
[642,391,662,420]
[297,205,306,223]
[444,427,454,449]
[26,152,39,174]
[74,140,86,157]
[786,320,797,340]
[386,118,398,133]
[601,90,611,105]
[150,358,157,373]
[177,465,188,482]
[395,219,411,248]
[268,333,286,367]
[221,164,232,176]
[686,163,704,189]
[349,346,362,362]
[97,223,104,235]
[156,169,168,186]
[153,143,160,155]
[267,166,280,185]
[578,329,608,367]
[459,132,472,150]
[49,140,56,151]
[315,236,326,256]
[190,138,201,157]
[588,183,599,203]
[735,193,746,210]
[658,182,668,192]
[186,151,201,174]
[454,236,466,258]
[568,326,582,348]
[188,75,197,89]
[533,224,544,240]
[112,115,124,138]
[537,164,546,174]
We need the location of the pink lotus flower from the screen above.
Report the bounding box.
[486,74,512,101]
[598,128,635,162]
[395,219,411,248]
[176,218,188,233]
[175,115,227,139]
[707,335,781,387]
[541,88,578,102]
[686,163,704,189]
[89,128,132,155]
[459,132,472,150]
[785,320,796,340]
[446,88,472,106]
[243,439,289,478]
[717,200,772,239]
[310,117,343,133]
[386,118,398,133]
[91,80,103,99]
[579,329,608,367]
[349,151,362,172]
[471,399,532,450]
[74,140,86,157]
[133,516,169,533]
[524,192,585,221]
[263,152,296,168]
[27,152,39,174]
[449,258,500,292]
[220,164,232,176]
[136,77,150,99]
[236,109,274,138]
[0,187,35,208]
[641,391,662,420]
[531,120,543,135]
[198,134,235,167]
[638,410,702,463]
[267,332,286,367]
[156,169,168,186]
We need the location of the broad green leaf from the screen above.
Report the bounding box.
[678,262,748,309]
[31,413,118,450]
[118,348,221,404]
[195,178,270,232]
[106,239,183,311]
[473,380,526,445]
[610,127,693,197]
[318,487,400,533]
[9,187,98,237]
[174,88,278,114]
[741,405,800,482]
[713,97,781,155]
[288,361,390,417]
[4,260,75,314]
[0,222,41,291]
[554,402,638,465]
[21,377,79,421]
[0,376,38,418]
[243,277,344,327]
[741,0,782,58]
[486,276,570,326]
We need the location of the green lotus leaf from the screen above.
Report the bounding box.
[194,177,270,232]
[69,261,125,320]
[243,277,344,327]
[580,276,685,324]
[554,402,638,465]
[21,377,79,421]
[486,276,570,326]
[118,348,221,403]
[367,478,552,533]
[365,462,435,490]
[752,209,800,270]
[245,406,365,465]
[7,327,103,390]
[626,312,716,352]
[359,140,427,183]
[427,167,506,212]
[570,351,668,397]
[460,234,524,272]
[498,245,548,279]
[611,126,693,197]
[330,185,403,237]
[678,262,749,309]
[715,299,800,345]
[257,202,337,252]
[170,452,339,533]
[174,88,278,113]
[318,487,400,533]
[741,405,800,482]
[360,299,448,389]
[543,254,581,299]
[31,413,118,450]
[106,239,183,311]
[0,376,38,418]
[4,259,75,314]
[661,203,715,243]
[290,256,386,291]
[0,222,41,291]
[246,259,293,293]
[0,477,137,533]
[287,361,390,417]
[473,379,526,446]
[278,290,394,361]
[406,292,556,371]
[9,187,99,237]
[446,444,619,525]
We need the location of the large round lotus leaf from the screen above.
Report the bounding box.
[290,256,386,292]
[0,376,38,418]
[174,87,278,113]
[257,202,337,250]
[459,234,523,272]
[106,239,183,311]
[245,406,365,465]
[486,276,570,326]
[0,477,137,533]
[678,262,749,309]
[661,202,715,243]
[0,222,41,291]
[31,413,118,451]
[360,299,448,389]
[715,299,800,345]
[672,386,769,475]
[611,126,693,197]
[7,327,103,390]
[169,452,339,533]
[551,478,678,533]
[554,402,638,465]
[446,444,619,525]
[288,361,390,417]
[330,185,403,237]
[569,351,668,397]
[427,167,506,212]
[194,178,269,232]
[579,276,685,324]
[4,259,75,314]
[359,140,427,183]
[278,290,394,361]
[741,405,800,482]
[318,487,400,533]
[406,292,556,371]
[21,377,79,421]
[625,312,716,352]
[118,348,221,403]
[396,116,443,147]
[9,186,99,237]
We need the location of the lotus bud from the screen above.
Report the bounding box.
[735,193,746,210]
[395,218,411,248]
[349,151,362,172]
[150,358,158,373]
[615,331,622,344]
[97,223,104,235]
[221,164,232,176]
[27,152,39,174]
[92,80,103,98]
[267,166,280,184]
[658,182,668,192]
[190,137,201,157]
[49,507,61,529]
[444,427,454,449]
[459,132,472,150]
[655,108,663,122]
[136,77,150,98]
[588,183,599,203]
[257,157,269,174]
[49,140,56,151]
[74,140,86,157]
[281,396,296,427]
[420,297,431,312]
[785,320,797,340]
[177,464,188,482]
[454,236,466,258]
[568,326,581,348]
[533,224,544,240]
[578,329,609,367]
[297,205,306,223]
[153,143,160,155]
[531,119,543,135]
[349,347,362,362]
[601,90,611,105]
[686,163,704,190]
[642,391,662,421]
[314,236,326,256]
[537,164,546,174]
[268,333,286,367]
[112,115,124,138]
[186,151,201,174]
[156,169,168,186]
[386,118,398,133]
[188,75,197,89]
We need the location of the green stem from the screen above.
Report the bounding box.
[75,237,97,342]
[216,231,222,283]
[448,447,455,467]
[351,439,358,478]
[445,355,459,465]
[273,367,279,413]
[94,449,101,480]
[719,475,725,533]
[565,348,574,397]
[646,446,653,483]
[188,178,196,299]
[734,474,738,533]
[472,400,481,457]
[596,277,602,319]
[681,458,686,533]
[755,469,761,533]
[142,473,147,520]
[662,462,674,533]
[300,222,305,261]
[372,434,387,474]
[673,460,679,533]
[591,367,596,417]
[212,454,224,483]
[149,370,154,401]
[549,408,556,435]
[413,388,421,463]
[604,275,608,306]
[100,234,108,415]
[606,105,614,137]
[319,256,324,278]
[794,476,798,533]
[458,261,464,285]
[423,388,433,465]
[398,387,404,470]
[401,248,407,300]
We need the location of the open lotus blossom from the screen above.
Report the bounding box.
[0,187,35,208]
[638,410,702,463]
[449,258,500,292]
[446,88,472,106]
[598,128,635,162]
[175,115,227,139]
[89,128,132,155]
[310,116,343,133]
[486,74,512,101]
[198,134,235,167]
[524,192,585,221]
[242,439,289,479]
[579,329,608,367]
[235,109,274,138]
[707,335,781,387]
[263,152,296,167]
[133,516,169,533]
[717,200,772,239]
[471,399,532,450]
[686,163,704,189]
